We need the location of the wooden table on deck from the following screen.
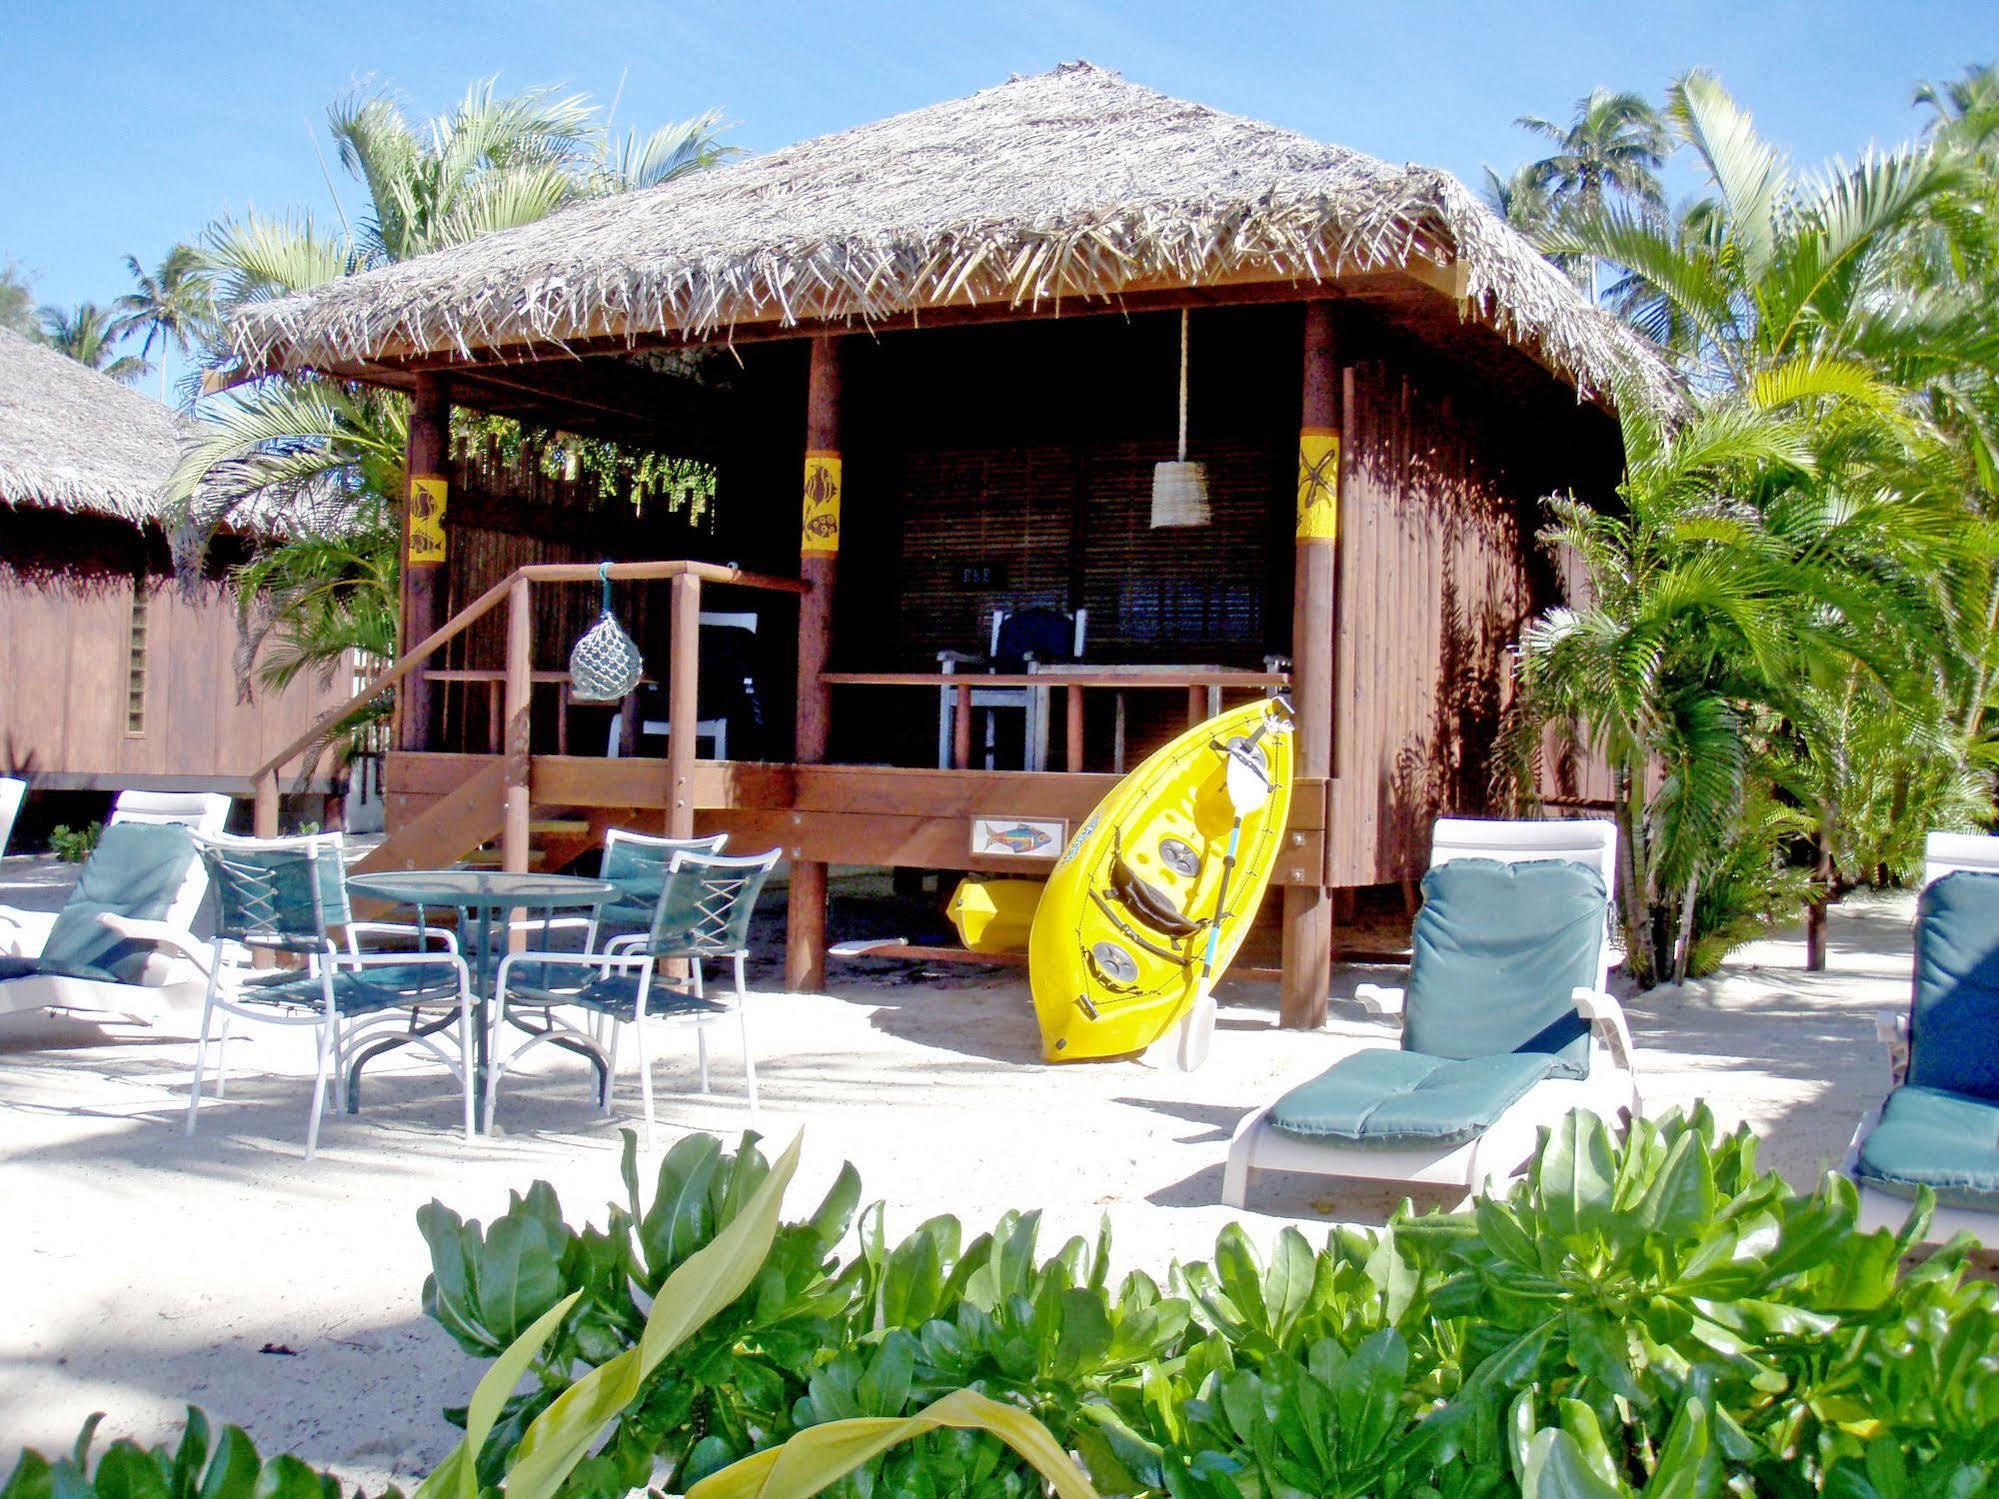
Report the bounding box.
[821,668,1289,772]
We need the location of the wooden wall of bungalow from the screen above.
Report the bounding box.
[427,299,1621,888]
[0,509,356,792]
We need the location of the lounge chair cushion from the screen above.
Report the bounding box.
[1401,857,1606,1079]
[37,822,197,984]
[1853,1084,1999,1211]
[1268,1047,1566,1148]
[0,954,123,986]
[1909,872,1999,1101]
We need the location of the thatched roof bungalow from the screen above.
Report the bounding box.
[230,63,1643,1018]
[0,328,351,799]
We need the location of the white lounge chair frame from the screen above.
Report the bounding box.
[0,790,231,1022]
[0,776,25,857]
[1223,817,1638,1209]
[1844,830,1999,1242]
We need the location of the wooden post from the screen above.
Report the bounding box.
[502,575,531,875]
[1067,685,1085,772]
[398,373,451,751]
[953,682,973,770]
[1280,302,1341,1030]
[254,769,278,840]
[786,336,843,994]
[666,573,700,839]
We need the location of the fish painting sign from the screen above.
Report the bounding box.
[408,477,447,565]
[972,817,1066,858]
[801,450,841,554]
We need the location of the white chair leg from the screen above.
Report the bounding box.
[736,957,758,1120]
[482,995,508,1134]
[634,1008,656,1151]
[459,994,477,1143]
[305,1018,334,1161]
[1221,1108,1268,1209]
[213,1014,234,1100]
[603,1019,622,1113]
[184,991,217,1137]
[696,1028,711,1094]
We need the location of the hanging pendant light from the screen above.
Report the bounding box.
[1150,307,1211,528]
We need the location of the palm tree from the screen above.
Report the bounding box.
[1516,87,1670,299]
[0,263,38,340]
[39,302,151,383]
[168,79,734,708]
[112,245,214,404]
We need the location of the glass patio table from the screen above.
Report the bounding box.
[344,869,617,1117]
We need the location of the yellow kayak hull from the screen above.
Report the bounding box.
[947,876,1044,954]
[1028,698,1294,1062]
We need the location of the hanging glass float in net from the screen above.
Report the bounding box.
[569,562,644,702]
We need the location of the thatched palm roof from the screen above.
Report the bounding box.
[0,326,192,524]
[232,62,1677,409]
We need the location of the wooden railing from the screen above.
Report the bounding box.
[248,560,809,870]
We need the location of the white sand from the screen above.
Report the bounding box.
[0,852,1914,1481]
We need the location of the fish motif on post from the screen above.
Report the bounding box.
[801,450,842,554]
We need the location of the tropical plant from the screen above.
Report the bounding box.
[13,1110,1999,1497]
[0,1410,386,1499]
[111,245,215,404]
[37,301,150,383]
[167,78,735,707]
[1514,87,1670,298]
[0,262,39,339]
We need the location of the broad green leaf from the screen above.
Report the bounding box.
[2,1451,53,1499]
[87,1446,167,1499]
[1518,1428,1625,1499]
[1635,1130,1716,1239]
[683,1387,1096,1499]
[413,1288,581,1499]
[1262,1228,1315,1345]
[806,1163,862,1252]
[194,1431,259,1499]
[167,1411,209,1499]
[501,1132,804,1499]
[1538,1113,1617,1241]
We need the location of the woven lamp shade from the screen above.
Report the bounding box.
[1150,459,1212,528]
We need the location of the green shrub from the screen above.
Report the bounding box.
[48,821,102,863]
[9,1109,1998,1498]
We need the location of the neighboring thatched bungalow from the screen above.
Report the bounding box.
[225,63,1663,1019]
[0,327,353,807]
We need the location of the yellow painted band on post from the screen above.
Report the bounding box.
[408,476,448,565]
[801,449,842,554]
[1296,428,1339,542]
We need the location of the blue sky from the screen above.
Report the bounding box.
[3,0,1990,393]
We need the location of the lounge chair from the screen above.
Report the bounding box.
[0,790,230,1022]
[180,831,476,1159]
[489,847,778,1144]
[0,776,24,855]
[1846,831,1999,1243]
[1223,817,1637,1209]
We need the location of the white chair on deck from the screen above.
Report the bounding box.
[606,612,756,760]
[1223,817,1636,1209]
[936,606,1087,771]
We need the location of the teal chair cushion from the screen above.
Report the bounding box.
[1401,857,1607,1079]
[1269,1047,1565,1147]
[1853,1084,1999,1211]
[1909,872,1999,1101]
[237,963,463,1015]
[505,971,726,1023]
[39,822,197,984]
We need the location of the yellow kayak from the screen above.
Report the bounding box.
[1028,697,1294,1062]
[947,876,1043,954]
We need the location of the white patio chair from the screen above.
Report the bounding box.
[936,606,1087,771]
[180,831,476,1159]
[1845,831,1999,1243]
[489,847,778,1146]
[0,790,231,1022]
[1223,817,1636,1209]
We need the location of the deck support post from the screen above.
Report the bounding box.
[397,373,450,751]
[1280,301,1341,1029]
[787,336,843,993]
[502,575,532,876]
[666,573,701,839]
[254,769,279,840]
